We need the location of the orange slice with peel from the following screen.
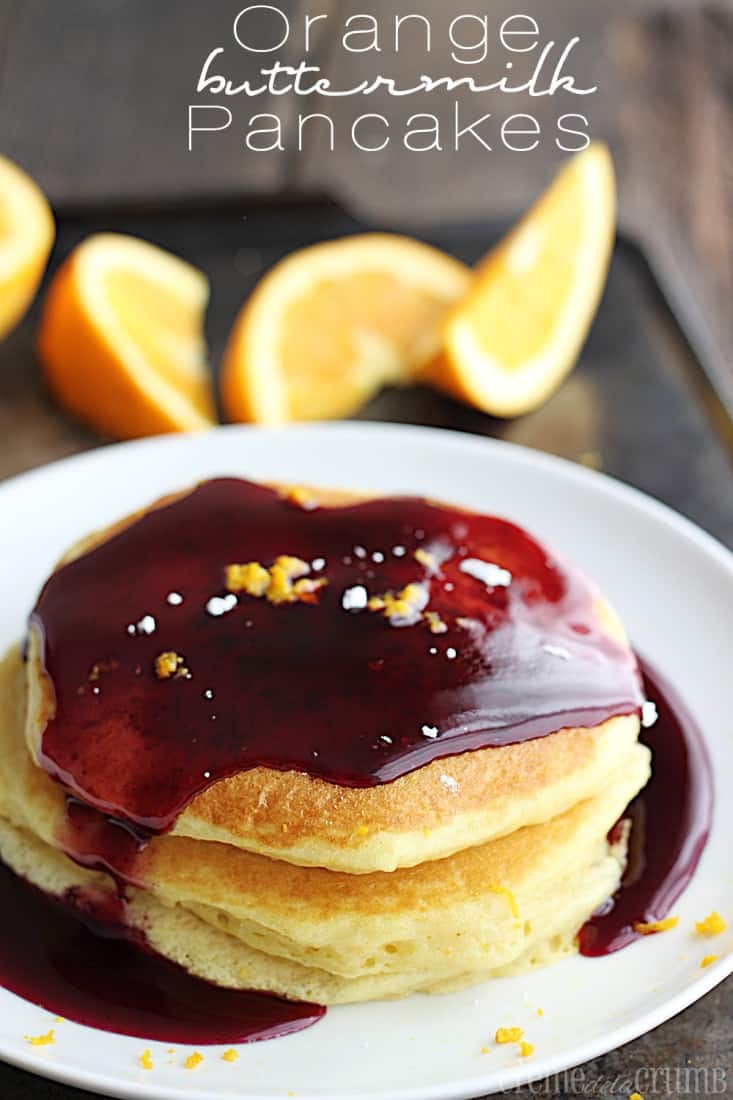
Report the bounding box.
[426,143,616,418]
[0,155,55,341]
[220,233,471,424]
[38,233,215,440]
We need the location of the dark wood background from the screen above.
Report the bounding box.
[0,3,730,1099]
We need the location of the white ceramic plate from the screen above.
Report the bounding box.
[0,423,731,1100]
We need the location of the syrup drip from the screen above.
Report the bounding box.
[31,478,644,841]
[579,659,713,954]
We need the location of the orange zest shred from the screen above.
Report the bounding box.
[286,485,317,510]
[267,556,311,603]
[154,651,190,680]
[367,582,427,625]
[495,1026,524,1044]
[414,547,436,570]
[25,1028,55,1047]
[490,884,519,919]
[695,912,727,937]
[425,611,448,635]
[633,916,679,935]
[226,561,270,597]
[225,557,327,605]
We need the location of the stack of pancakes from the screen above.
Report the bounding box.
[0,483,650,1004]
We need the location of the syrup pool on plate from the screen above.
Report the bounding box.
[0,859,324,1043]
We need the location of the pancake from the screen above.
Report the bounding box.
[24,479,645,873]
[0,646,649,1003]
[24,627,640,873]
[0,814,628,1003]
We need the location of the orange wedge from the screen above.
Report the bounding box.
[427,143,616,418]
[38,233,215,439]
[0,155,55,340]
[221,233,471,424]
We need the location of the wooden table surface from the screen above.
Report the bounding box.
[0,3,731,1098]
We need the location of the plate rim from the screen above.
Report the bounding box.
[1,420,731,564]
[0,420,730,1100]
